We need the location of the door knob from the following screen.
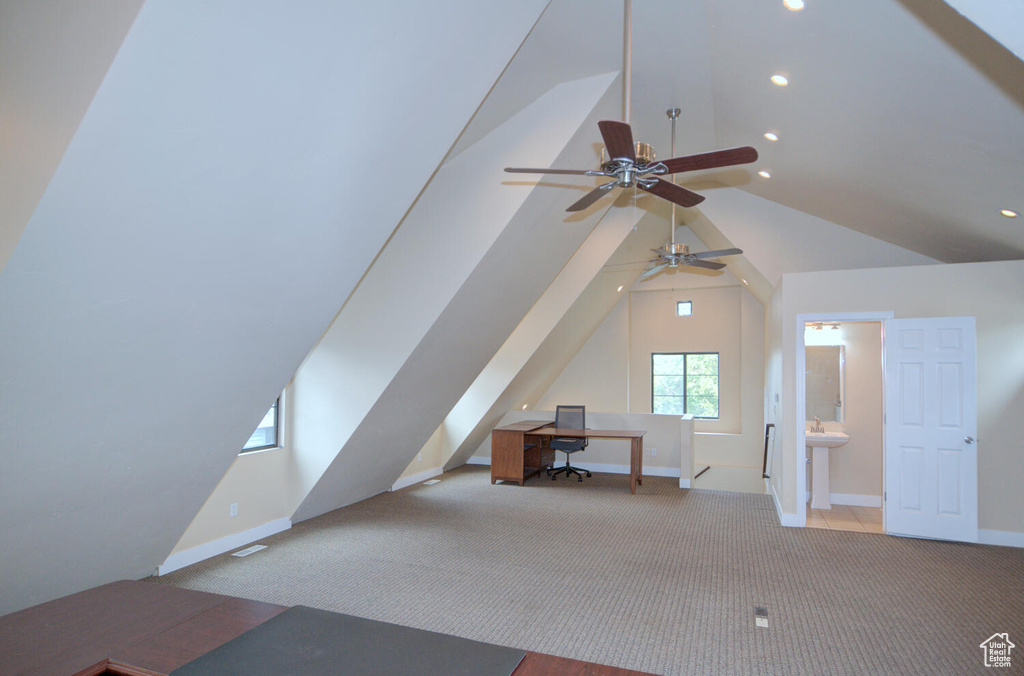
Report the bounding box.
[964,436,975,444]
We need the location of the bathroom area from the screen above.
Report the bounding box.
[804,320,884,533]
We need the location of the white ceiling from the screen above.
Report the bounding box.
[461,0,1024,265]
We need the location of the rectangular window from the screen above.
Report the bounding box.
[652,353,719,418]
[241,399,278,452]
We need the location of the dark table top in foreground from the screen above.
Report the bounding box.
[171,605,526,676]
[0,579,656,676]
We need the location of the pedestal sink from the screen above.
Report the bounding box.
[806,431,850,510]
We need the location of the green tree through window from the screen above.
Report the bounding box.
[652,353,719,418]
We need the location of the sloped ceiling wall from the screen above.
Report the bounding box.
[0,0,547,615]
[0,0,143,272]
[292,76,623,522]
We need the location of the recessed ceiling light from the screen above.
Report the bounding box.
[617,285,624,292]
[764,132,779,141]
[1000,209,1018,218]
[784,0,805,10]
[758,170,771,179]
[771,74,789,87]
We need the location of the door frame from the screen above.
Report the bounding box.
[794,311,893,527]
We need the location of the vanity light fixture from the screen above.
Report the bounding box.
[771,74,789,87]
[758,170,771,179]
[783,0,805,11]
[1000,209,1018,218]
[764,132,779,141]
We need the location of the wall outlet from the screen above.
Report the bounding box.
[648,447,657,457]
[230,502,238,517]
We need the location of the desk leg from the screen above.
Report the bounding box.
[630,436,643,493]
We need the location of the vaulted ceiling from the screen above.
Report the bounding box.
[1,0,1021,616]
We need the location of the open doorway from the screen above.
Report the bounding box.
[796,311,892,531]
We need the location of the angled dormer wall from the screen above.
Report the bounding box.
[0,1,547,616]
[290,74,621,522]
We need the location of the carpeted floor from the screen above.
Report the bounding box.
[151,465,1024,675]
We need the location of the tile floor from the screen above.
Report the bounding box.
[805,503,883,533]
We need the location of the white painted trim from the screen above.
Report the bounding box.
[157,517,291,575]
[679,478,691,489]
[465,455,679,478]
[391,467,443,492]
[978,529,1024,549]
[772,482,804,527]
[830,493,882,508]
[564,461,679,478]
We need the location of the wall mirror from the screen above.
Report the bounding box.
[805,345,844,422]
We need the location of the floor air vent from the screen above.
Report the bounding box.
[231,544,267,557]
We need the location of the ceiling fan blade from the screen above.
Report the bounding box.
[640,178,705,208]
[504,167,596,175]
[566,181,618,212]
[639,262,668,280]
[691,247,743,259]
[598,120,636,162]
[657,146,759,175]
[682,258,726,270]
[603,259,661,268]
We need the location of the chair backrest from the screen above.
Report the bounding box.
[551,405,587,451]
[555,405,585,430]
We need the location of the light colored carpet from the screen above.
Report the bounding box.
[151,465,1024,675]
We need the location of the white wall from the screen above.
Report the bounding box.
[0,0,548,615]
[771,261,1024,537]
[537,294,631,413]
[535,230,767,474]
[0,0,143,274]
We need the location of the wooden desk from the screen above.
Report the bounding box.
[530,427,646,494]
[491,422,646,493]
[490,420,555,485]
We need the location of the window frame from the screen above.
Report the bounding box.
[651,352,720,419]
[240,398,280,454]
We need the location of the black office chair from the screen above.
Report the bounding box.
[547,405,591,482]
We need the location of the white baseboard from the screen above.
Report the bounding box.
[679,478,691,489]
[552,461,680,478]
[391,467,443,492]
[772,483,805,527]
[157,517,291,576]
[464,456,681,479]
[830,493,882,508]
[978,529,1024,549]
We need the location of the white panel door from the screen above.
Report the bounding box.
[884,317,977,542]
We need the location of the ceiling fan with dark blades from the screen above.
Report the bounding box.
[504,120,758,212]
[602,108,745,282]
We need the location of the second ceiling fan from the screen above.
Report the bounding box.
[505,120,758,212]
